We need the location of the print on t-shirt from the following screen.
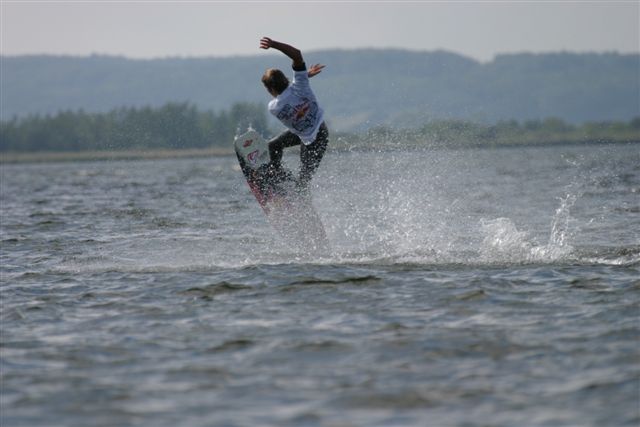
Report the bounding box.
[276,97,319,134]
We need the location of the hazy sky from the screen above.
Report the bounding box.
[1,1,638,61]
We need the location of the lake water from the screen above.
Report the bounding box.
[1,143,639,427]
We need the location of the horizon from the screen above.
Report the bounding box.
[1,47,637,63]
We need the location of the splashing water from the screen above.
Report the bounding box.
[11,143,635,275]
[309,147,591,266]
[478,190,580,263]
[479,217,536,263]
[545,193,579,253]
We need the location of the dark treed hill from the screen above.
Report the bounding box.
[2,102,638,155]
[2,50,638,130]
[0,102,268,153]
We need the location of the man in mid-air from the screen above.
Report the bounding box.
[259,37,328,192]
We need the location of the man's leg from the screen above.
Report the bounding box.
[299,122,329,189]
[268,131,301,168]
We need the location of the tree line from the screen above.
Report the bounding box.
[1,102,638,153]
[337,117,640,149]
[0,102,268,152]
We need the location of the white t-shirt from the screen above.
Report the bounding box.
[267,68,324,145]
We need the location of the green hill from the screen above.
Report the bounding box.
[1,50,638,130]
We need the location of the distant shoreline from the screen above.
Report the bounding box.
[0,147,235,164]
[2,139,637,165]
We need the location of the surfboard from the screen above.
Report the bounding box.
[234,128,328,251]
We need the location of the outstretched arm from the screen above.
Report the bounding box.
[260,37,304,69]
[260,37,326,77]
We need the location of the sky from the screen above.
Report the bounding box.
[1,1,638,62]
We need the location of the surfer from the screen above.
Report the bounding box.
[259,37,329,192]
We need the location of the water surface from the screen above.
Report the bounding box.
[1,143,638,426]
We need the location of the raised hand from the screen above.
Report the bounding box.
[259,37,274,50]
[259,37,304,68]
[308,64,326,78]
